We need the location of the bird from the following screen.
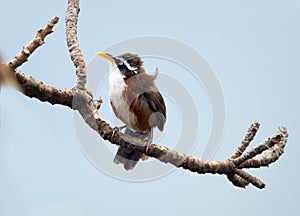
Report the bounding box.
[96,52,166,170]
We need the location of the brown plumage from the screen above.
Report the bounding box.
[97,52,166,170]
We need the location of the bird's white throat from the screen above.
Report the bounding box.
[108,63,131,127]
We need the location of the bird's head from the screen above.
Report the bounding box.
[96,52,145,79]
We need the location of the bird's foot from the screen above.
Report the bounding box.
[113,125,128,136]
[143,129,153,153]
[145,139,151,153]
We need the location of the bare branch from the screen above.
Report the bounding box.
[231,121,260,159]
[232,130,284,166]
[9,16,59,70]
[14,70,74,107]
[239,127,288,169]
[66,0,86,89]
[234,169,265,189]
[227,174,249,188]
[2,1,289,190]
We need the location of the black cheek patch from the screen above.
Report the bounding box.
[117,64,130,73]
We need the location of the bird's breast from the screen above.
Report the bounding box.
[109,71,133,127]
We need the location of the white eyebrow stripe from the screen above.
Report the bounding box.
[119,58,137,71]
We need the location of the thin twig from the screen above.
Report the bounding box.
[227,174,249,188]
[239,127,288,169]
[234,169,265,189]
[94,98,103,110]
[232,131,283,166]
[9,16,59,70]
[231,121,260,159]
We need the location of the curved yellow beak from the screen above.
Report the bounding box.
[96,52,114,63]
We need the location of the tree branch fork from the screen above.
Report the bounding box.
[0,0,288,189]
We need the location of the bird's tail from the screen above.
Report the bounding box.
[113,128,149,170]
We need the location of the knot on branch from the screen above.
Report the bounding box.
[71,88,92,110]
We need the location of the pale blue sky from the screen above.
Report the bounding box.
[1,0,299,215]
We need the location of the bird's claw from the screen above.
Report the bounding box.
[144,129,153,153]
[112,125,127,136]
[145,140,151,153]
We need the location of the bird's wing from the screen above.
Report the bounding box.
[131,91,166,131]
[144,91,166,131]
